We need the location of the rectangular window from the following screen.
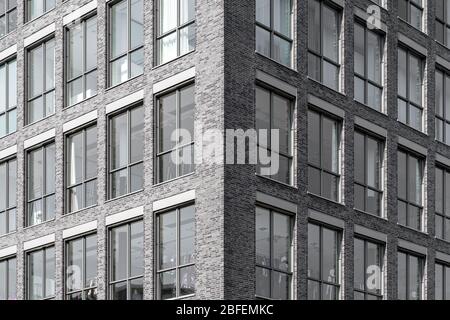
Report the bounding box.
[354,238,383,300]
[0,58,17,136]
[256,85,293,185]
[308,0,341,90]
[435,165,450,241]
[435,262,450,300]
[27,38,55,124]
[66,125,97,213]
[398,0,423,30]
[397,149,423,231]
[435,69,450,144]
[0,157,16,235]
[354,130,383,216]
[308,109,341,202]
[66,15,98,107]
[354,21,384,111]
[255,206,292,300]
[255,0,293,67]
[397,250,424,300]
[0,256,16,300]
[27,0,55,21]
[27,142,55,226]
[109,0,144,87]
[156,204,195,299]
[436,0,450,46]
[27,246,55,300]
[108,105,144,199]
[397,47,424,131]
[65,234,98,300]
[156,84,194,183]
[108,220,144,300]
[0,0,17,37]
[307,222,341,300]
[156,0,196,65]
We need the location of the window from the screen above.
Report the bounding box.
[65,234,97,300]
[354,238,383,300]
[157,204,195,299]
[307,222,340,300]
[436,0,450,46]
[0,58,17,136]
[397,150,423,230]
[66,15,97,106]
[0,157,16,235]
[156,0,196,65]
[27,246,55,300]
[435,262,450,300]
[255,0,293,67]
[27,38,55,124]
[256,85,293,185]
[0,0,17,37]
[354,21,384,111]
[397,250,424,300]
[308,109,341,202]
[156,84,194,183]
[435,69,450,144]
[354,131,383,216]
[109,220,144,300]
[27,142,55,226]
[255,206,292,300]
[27,0,54,21]
[397,47,424,131]
[108,105,144,199]
[435,165,450,241]
[0,256,16,300]
[109,0,144,86]
[66,125,97,213]
[398,0,423,30]
[308,0,341,90]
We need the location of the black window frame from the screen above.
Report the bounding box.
[0,57,17,137]
[435,260,450,300]
[397,249,424,300]
[26,245,55,300]
[0,255,16,300]
[435,67,450,144]
[398,0,423,30]
[0,0,17,37]
[0,156,16,235]
[435,163,450,241]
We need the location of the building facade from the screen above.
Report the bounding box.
[1,0,450,300]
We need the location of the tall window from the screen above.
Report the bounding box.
[256,85,293,185]
[397,47,424,131]
[157,204,195,299]
[157,0,196,65]
[27,246,55,300]
[354,131,383,216]
[398,0,423,30]
[307,221,341,300]
[0,0,17,37]
[27,142,55,226]
[397,250,424,300]
[435,262,450,300]
[255,0,293,67]
[255,206,292,300]
[66,15,97,106]
[109,220,144,300]
[354,21,384,111]
[435,165,450,241]
[0,58,17,136]
[27,0,55,21]
[156,84,195,183]
[436,0,450,46]
[27,38,55,124]
[435,69,450,144]
[65,234,97,300]
[0,256,16,300]
[0,157,16,235]
[308,0,341,90]
[109,0,144,86]
[397,150,423,231]
[108,105,144,199]
[308,109,341,202]
[66,125,97,213]
[354,238,383,300]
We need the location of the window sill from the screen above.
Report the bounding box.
[105,74,144,92]
[397,17,427,36]
[353,99,387,117]
[0,29,18,42]
[23,218,56,231]
[435,39,450,51]
[0,230,17,239]
[397,223,428,236]
[255,51,298,73]
[65,94,98,109]
[435,138,450,148]
[152,50,196,71]
[23,8,56,29]
[307,192,345,207]
[307,77,346,98]
[23,113,55,129]
[153,171,196,187]
[105,189,144,204]
[396,120,428,137]
[63,204,98,217]
[0,130,18,141]
[354,208,387,222]
[435,236,450,245]
[256,174,297,190]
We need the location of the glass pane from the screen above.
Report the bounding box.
[68,23,83,79]
[8,258,16,300]
[85,180,97,208]
[408,255,421,300]
[273,35,291,66]
[159,92,177,152]
[85,126,97,179]
[85,234,97,288]
[0,164,5,211]
[68,78,83,106]
[110,56,128,86]
[45,247,55,298]
[159,211,177,269]
[28,148,43,200]
[0,211,5,235]
[66,238,83,292]
[159,0,177,34]
[178,144,194,176]
[180,85,195,139]
[29,45,43,98]
[322,61,339,90]
[397,99,407,124]
[111,225,128,281]
[367,83,382,111]
[67,292,82,300]
[436,168,444,214]
[8,208,15,232]
[158,151,176,182]
[0,262,5,299]
[158,32,177,64]
[367,241,382,294]
[410,5,422,30]
[436,71,444,117]
[130,163,143,192]
[308,167,321,195]
[354,23,365,76]
[130,106,144,163]
[67,131,83,186]
[367,189,380,216]
[68,185,83,213]
[409,105,422,131]
[354,132,365,183]
[85,70,97,99]
[159,270,176,299]
[111,0,128,58]
[398,49,407,97]
[322,172,339,201]
[45,39,55,91]
[180,205,195,265]
[354,239,365,291]
[179,24,195,56]
[85,16,97,71]
[273,212,290,271]
[111,112,128,170]
[397,151,407,199]
[308,53,320,81]
[271,271,289,299]
[179,266,195,297]
[308,0,320,51]
[111,281,127,300]
[130,278,143,300]
[256,87,270,143]
[8,60,17,108]
[354,184,365,212]
[398,200,407,226]
[29,250,43,300]
[307,110,320,165]
[354,76,365,104]
[408,155,422,204]
[321,116,339,172]
[436,264,443,300]
[409,55,422,106]
[322,4,339,62]
[367,30,382,84]
[397,252,407,300]
[28,199,43,226]
[130,0,143,49]
[45,144,55,194]
[0,65,5,113]
[322,284,337,300]
[367,137,380,189]
[407,205,421,230]
[436,214,443,239]
[256,267,270,298]
[111,168,127,199]
[7,109,16,135]
[130,221,144,277]
[256,0,270,26]
[308,223,320,279]
[45,91,54,116]
[256,207,270,266]
[256,26,270,57]
[272,94,291,155]
[308,280,320,300]
[180,0,194,24]
[130,48,144,78]
[45,194,55,221]
[322,228,338,284]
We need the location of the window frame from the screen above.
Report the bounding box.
[0,255,16,300]
[398,0,423,30]
[435,260,450,300]
[435,67,450,144]
[26,0,55,22]
[435,164,450,241]
[435,0,450,46]
[0,0,17,37]
[397,249,424,300]
[26,245,55,300]
[0,156,16,235]
[0,57,17,136]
